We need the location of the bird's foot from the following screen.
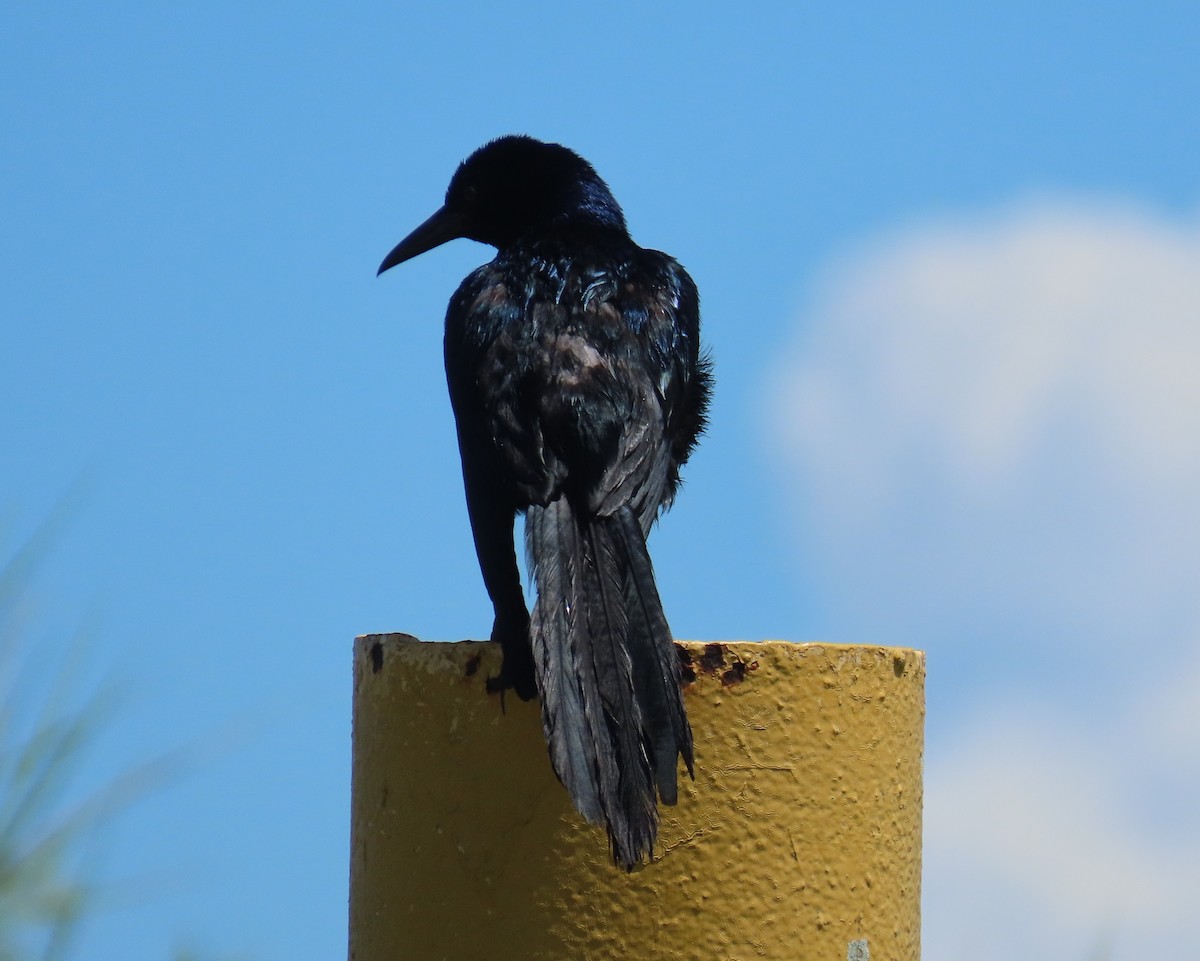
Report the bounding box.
[487,612,537,702]
[485,666,538,705]
[486,655,538,702]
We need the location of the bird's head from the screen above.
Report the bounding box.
[378,135,627,275]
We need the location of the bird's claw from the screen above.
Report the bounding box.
[488,612,538,702]
[485,662,538,703]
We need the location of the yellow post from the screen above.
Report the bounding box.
[348,635,923,961]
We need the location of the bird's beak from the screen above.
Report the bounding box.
[377,206,467,276]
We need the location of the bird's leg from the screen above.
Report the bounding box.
[460,461,537,701]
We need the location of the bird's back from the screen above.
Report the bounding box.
[445,234,707,526]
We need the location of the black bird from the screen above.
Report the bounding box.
[378,135,711,869]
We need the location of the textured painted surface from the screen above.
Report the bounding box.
[348,636,924,961]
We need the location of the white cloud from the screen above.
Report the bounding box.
[776,201,1200,499]
[769,198,1200,961]
[770,199,1200,646]
[922,683,1200,961]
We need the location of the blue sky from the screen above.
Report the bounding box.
[3,3,1197,959]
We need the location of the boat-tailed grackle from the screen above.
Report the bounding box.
[378,135,711,869]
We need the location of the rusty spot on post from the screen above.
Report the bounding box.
[676,644,697,684]
[699,642,726,674]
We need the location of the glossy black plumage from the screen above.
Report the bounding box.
[378,135,711,869]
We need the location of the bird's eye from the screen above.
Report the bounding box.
[461,184,478,205]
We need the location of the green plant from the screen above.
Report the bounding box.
[0,514,164,961]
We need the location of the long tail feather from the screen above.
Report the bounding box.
[614,506,694,802]
[525,500,604,823]
[581,520,656,863]
[526,498,691,870]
